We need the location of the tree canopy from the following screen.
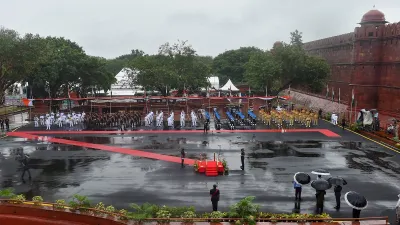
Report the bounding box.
[0,27,115,102]
[127,40,211,96]
[212,47,262,85]
[244,31,330,95]
[1,26,330,102]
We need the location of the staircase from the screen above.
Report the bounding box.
[205,161,218,177]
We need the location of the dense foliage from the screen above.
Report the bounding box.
[1,25,330,102]
[0,189,331,223]
[0,27,115,103]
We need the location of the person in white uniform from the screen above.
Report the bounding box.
[180,110,185,127]
[157,112,164,127]
[191,110,197,127]
[69,117,74,127]
[45,118,51,130]
[34,116,39,127]
[57,117,63,127]
[40,115,45,126]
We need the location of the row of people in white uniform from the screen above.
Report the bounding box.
[144,110,198,127]
[34,112,85,130]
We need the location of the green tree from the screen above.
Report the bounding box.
[244,51,282,93]
[244,31,329,95]
[129,40,210,96]
[290,29,303,47]
[105,49,145,75]
[212,47,262,84]
[0,28,44,103]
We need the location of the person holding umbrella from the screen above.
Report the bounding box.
[328,176,348,210]
[344,191,368,219]
[312,169,330,180]
[311,179,332,214]
[293,172,311,201]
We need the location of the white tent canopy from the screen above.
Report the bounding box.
[219,79,239,91]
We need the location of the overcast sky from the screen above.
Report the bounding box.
[1,0,400,59]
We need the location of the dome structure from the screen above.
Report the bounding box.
[273,41,283,47]
[360,9,387,24]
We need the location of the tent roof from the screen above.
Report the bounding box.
[220,79,239,91]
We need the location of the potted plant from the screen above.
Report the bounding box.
[32,196,44,206]
[181,210,197,225]
[54,199,66,211]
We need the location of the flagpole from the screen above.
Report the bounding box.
[350,88,353,123]
[354,100,357,124]
[338,88,341,121]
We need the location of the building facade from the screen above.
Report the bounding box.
[302,9,400,117]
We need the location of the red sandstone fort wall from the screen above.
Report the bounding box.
[303,22,400,117]
[304,33,355,103]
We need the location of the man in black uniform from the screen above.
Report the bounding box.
[209,184,220,211]
[341,118,346,130]
[334,185,342,210]
[5,118,10,131]
[240,148,245,170]
[16,150,31,182]
[203,121,208,134]
[0,118,4,130]
[180,148,186,168]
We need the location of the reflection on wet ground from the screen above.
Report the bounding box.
[1,129,400,223]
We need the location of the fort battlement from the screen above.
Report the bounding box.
[299,9,400,117]
[303,33,354,51]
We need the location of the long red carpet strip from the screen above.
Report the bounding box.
[19,129,340,137]
[8,132,195,165]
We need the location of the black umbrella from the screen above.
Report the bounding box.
[328,176,348,186]
[311,179,332,191]
[311,169,330,176]
[344,191,368,210]
[294,172,311,185]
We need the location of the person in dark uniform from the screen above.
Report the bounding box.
[180,148,186,168]
[352,208,361,218]
[203,121,208,134]
[0,118,4,130]
[5,118,10,131]
[333,185,342,209]
[209,184,220,211]
[316,190,326,214]
[341,118,346,130]
[318,109,323,119]
[240,149,245,170]
[17,151,31,181]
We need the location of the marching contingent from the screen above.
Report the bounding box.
[34,112,86,130]
[259,108,319,129]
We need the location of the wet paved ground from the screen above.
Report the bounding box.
[1,120,399,223]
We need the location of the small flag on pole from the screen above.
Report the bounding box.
[248,86,251,97]
[265,86,268,97]
[351,88,355,106]
[332,87,334,102]
[288,84,291,95]
[338,88,341,103]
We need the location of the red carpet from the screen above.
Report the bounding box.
[6,128,339,166]
[19,129,340,137]
[8,132,195,165]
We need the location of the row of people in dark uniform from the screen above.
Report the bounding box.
[83,112,142,130]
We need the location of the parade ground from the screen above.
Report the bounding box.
[1,120,399,223]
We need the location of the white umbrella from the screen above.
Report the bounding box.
[311,169,330,176]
